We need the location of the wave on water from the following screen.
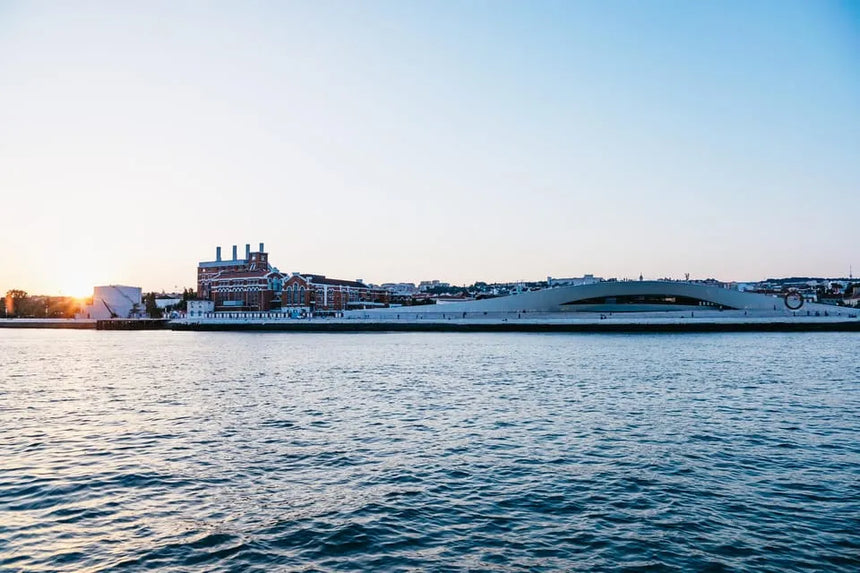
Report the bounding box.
[1,330,859,571]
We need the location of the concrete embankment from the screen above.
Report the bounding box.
[96,319,170,330]
[170,318,860,333]
[4,317,858,333]
[0,319,168,330]
[0,319,96,329]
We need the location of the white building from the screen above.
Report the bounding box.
[418,280,451,292]
[78,285,143,319]
[382,283,418,296]
[187,299,215,318]
[547,275,602,287]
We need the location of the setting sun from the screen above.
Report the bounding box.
[52,259,114,299]
[57,271,96,299]
[59,283,92,299]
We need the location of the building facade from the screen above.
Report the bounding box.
[196,243,390,314]
[197,243,284,312]
[187,299,215,318]
[281,274,390,313]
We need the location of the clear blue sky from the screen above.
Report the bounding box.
[1,1,857,295]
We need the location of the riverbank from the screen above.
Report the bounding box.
[0,319,96,329]
[0,319,170,330]
[4,316,859,333]
[170,315,860,333]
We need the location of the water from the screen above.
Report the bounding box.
[1,330,858,572]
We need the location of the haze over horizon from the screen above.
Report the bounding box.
[1,1,857,296]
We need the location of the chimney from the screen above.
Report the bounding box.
[259,242,265,252]
[232,245,237,260]
[216,246,222,262]
[245,244,250,259]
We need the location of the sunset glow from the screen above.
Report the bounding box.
[60,282,93,299]
[56,266,98,298]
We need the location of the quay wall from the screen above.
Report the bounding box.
[0,319,96,329]
[0,319,167,330]
[170,317,860,333]
[96,319,170,330]
[3,316,858,333]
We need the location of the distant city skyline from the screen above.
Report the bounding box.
[1,1,857,296]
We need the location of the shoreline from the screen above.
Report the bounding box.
[0,319,96,329]
[3,316,859,333]
[169,317,860,333]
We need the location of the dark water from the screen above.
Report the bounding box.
[1,330,858,572]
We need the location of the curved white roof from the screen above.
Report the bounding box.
[358,281,836,315]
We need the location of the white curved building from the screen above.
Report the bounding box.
[78,285,143,319]
[351,280,842,318]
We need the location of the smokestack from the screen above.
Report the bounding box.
[245,244,250,259]
[232,245,237,260]
[259,242,265,252]
[216,246,221,262]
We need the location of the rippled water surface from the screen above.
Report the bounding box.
[1,330,858,571]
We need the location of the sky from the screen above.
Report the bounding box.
[1,1,857,296]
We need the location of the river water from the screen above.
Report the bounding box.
[1,330,858,571]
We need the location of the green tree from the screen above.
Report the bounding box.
[176,287,195,311]
[143,292,163,318]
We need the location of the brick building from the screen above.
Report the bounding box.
[282,274,390,313]
[197,243,391,314]
[197,243,284,311]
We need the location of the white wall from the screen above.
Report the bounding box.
[80,285,142,319]
[187,300,215,318]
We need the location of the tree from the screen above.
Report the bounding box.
[175,287,195,311]
[6,289,26,301]
[5,290,27,317]
[143,292,163,318]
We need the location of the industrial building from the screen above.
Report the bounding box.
[281,274,390,313]
[197,243,285,312]
[197,243,389,314]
